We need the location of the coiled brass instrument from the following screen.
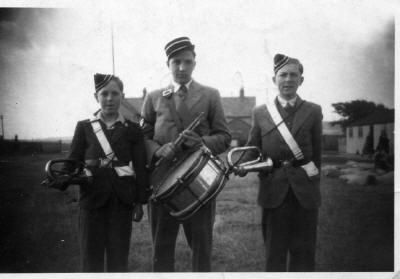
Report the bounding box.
[41,159,92,189]
[227,146,273,174]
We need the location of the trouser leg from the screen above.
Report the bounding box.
[79,206,106,272]
[263,190,292,272]
[182,200,216,272]
[149,201,180,272]
[288,198,318,272]
[261,208,268,243]
[105,195,133,272]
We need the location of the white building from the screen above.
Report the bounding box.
[346,110,394,155]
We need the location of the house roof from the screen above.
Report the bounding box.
[221,96,256,117]
[120,99,142,122]
[123,98,143,115]
[322,122,344,136]
[123,95,256,120]
[348,109,394,127]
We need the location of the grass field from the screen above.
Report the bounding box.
[0,153,394,272]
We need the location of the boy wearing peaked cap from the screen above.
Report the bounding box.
[140,37,231,272]
[236,54,322,271]
[64,74,150,272]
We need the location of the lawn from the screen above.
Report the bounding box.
[0,153,394,272]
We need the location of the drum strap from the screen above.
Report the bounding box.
[265,100,319,177]
[90,119,136,177]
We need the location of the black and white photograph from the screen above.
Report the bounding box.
[0,0,397,277]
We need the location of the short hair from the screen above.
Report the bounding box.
[289,59,303,75]
[109,76,124,92]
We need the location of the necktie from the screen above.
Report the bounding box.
[284,103,295,114]
[177,85,187,99]
[175,85,191,127]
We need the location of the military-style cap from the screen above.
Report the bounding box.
[274,53,303,74]
[164,36,195,59]
[94,73,113,92]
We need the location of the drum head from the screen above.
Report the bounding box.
[157,149,203,196]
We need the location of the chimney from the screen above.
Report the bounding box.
[142,87,147,99]
[239,86,244,99]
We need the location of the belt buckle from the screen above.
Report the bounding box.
[282,160,291,167]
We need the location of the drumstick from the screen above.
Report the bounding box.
[154,112,204,168]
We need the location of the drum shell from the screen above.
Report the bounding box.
[152,147,227,220]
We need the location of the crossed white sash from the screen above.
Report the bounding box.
[265,100,319,177]
[90,120,135,177]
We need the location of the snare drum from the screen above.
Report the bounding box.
[151,146,227,220]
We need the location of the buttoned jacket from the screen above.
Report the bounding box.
[68,118,149,209]
[246,97,323,209]
[141,80,231,163]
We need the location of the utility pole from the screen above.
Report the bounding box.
[111,22,115,75]
[0,114,3,140]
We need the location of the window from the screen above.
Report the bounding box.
[349,127,353,138]
[358,126,363,138]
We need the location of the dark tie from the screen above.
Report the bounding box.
[177,85,187,99]
[175,85,191,127]
[284,103,294,114]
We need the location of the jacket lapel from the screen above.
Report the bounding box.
[109,123,125,146]
[291,97,312,136]
[163,84,186,131]
[185,80,203,111]
[260,104,277,137]
[162,84,179,120]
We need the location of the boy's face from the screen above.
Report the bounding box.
[167,50,196,85]
[273,63,304,100]
[95,80,124,115]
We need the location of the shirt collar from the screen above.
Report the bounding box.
[172,79,193,93]
[95,111,125,128]
[277,95,297,108]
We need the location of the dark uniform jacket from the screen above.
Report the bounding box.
[68,118,149,209]
[246,97,323,209]
[141,80,231,162]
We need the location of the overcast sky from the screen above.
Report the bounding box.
[0,0,396,139]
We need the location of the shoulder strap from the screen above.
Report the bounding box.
[90,119,136,177]
[265,101,304,160]
[90,120,117,161]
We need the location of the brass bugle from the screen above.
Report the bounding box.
[239,159,273,172]
[45,159,83,180]
[227,146,273,173]
[42,159,92,187]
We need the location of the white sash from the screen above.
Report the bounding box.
[90,120,135,177]
[265,100,319,177]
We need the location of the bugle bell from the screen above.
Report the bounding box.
[227,146,273,173]
[42,159,92,188]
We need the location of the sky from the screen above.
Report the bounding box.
[0,0,397,139]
